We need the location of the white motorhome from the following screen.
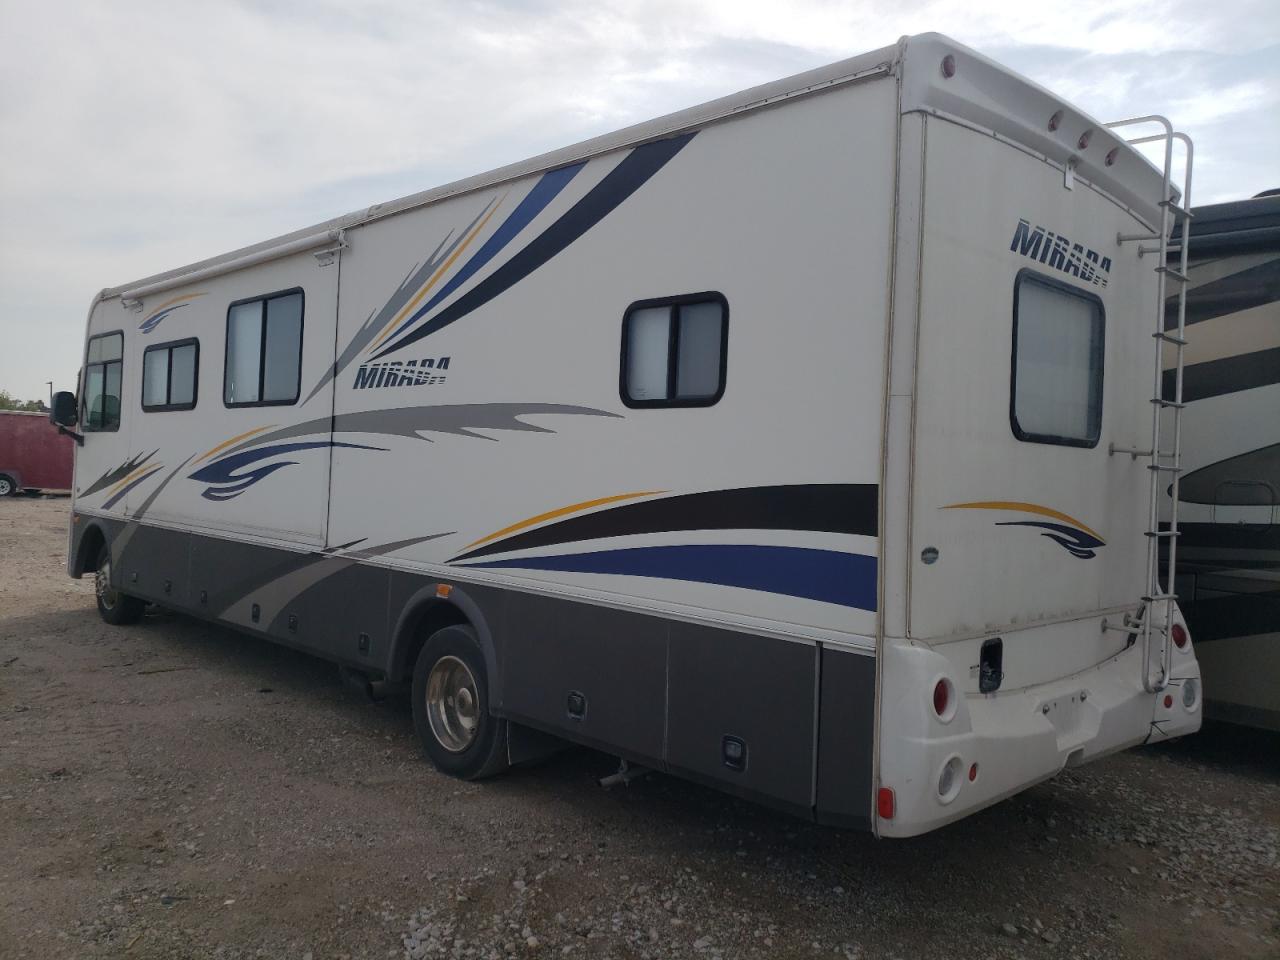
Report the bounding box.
[55,34,1202,837]
[1161,191,1280,731]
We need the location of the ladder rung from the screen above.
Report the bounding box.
[1153,331,1187,345]
[1142,593,1179,603]
[1148,464,1182,473]
[1150,398,1185,409]
[1156,266,1189,282]
[1160,199,1193,219]
[1145,529,1181,538]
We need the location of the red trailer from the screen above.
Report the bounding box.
[0,410,74,496]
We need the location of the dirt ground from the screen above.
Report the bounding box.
[1,496,1276,960]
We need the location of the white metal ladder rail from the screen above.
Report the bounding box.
[1105,116,1194,693]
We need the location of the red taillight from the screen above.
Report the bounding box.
[1171,623,1188,649]
[1163,694,1174,709]
[933,679,950,718]
[968,762,979,782]
[877,787,895,820]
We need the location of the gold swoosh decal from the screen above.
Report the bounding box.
[464,490,667,551]
[149,291,206,314]
[942,500,1104,543]
[108,463,163,494]
[196,425,275,464]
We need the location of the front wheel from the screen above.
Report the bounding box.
[95,543,145,625]
[411,624,509,780]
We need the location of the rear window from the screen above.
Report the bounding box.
[1010,270,1104,447]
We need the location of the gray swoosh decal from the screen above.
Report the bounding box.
[301,199,498,405]
[219,402,619,458]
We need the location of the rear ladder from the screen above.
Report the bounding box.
[1104,116,1194,692]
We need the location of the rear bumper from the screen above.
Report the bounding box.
[876,615,1201,838]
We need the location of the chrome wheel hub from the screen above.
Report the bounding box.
[95,555,117,610]
[426,655,480,753]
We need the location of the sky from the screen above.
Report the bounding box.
[1,0,1277,402]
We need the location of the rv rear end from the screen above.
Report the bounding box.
[874,36,1201,836]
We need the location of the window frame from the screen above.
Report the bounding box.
[222,287,306,408]
[619,291,729,409]
[1009,268,1105,449]
[81,330,124,433]
[141,337,200,412]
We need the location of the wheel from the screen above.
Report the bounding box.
[411,624,509,780]
[0,474,15,497]
[94,542,145,625]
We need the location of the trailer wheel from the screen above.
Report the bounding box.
[411,624,509,780]
[94,543,145,626]
[0,474,15,497]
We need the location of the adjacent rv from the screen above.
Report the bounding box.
[1163,191,1280,731]
[55,34,1202,837]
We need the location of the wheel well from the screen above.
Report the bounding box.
[392,601,470,683]
[73,523,107,578]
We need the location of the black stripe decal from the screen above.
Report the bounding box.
[1162,345,1280,402]
[373,132,697,360]
[1165,257,1280,328]
[451,483,878,563]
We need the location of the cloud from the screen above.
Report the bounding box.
[1,0,1277,399]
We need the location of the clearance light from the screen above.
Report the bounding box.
[1105,147,1120,167]
[1048,110,1063,132]
[968,762,979,782]
[1077,129,1093,150]
[941,54,956,79]
[1171,623,1188,649]
[1163,694,1174,709]
[877,787,895,820]
[436,584,453,599]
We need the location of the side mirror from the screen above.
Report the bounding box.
[50,391,78,427]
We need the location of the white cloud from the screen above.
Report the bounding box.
[1,0,1277,399]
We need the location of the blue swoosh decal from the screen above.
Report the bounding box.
[459,543,877,609]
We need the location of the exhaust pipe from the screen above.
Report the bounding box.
[338,665,386,702]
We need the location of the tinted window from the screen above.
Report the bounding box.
[142,339,199,411]
[1011,271,1104,447]
[83,332,124,431]
[621,294,728,408]
[224,290,303,406]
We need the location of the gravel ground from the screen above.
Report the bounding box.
[1,496,1277,960]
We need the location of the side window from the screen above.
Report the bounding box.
[224,289,304,406]
[82,332,124,432]
[1011,270,1104,447]
[142,339,199,411]
[621,293,728,408]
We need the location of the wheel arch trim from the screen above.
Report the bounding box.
[387,584,500,697]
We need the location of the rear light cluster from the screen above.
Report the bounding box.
[879,675,979,822]
[1171,622,1189,649]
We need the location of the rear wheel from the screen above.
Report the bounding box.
[95,543,145,625]
[0,474,15,497]
[411,624,508,780]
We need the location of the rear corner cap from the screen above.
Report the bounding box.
[898,34,1168,228]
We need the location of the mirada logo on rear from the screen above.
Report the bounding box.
[1010,219,1111,288]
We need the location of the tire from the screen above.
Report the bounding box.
[94,542,145,625]
[411,624,509,780]
[0,474,15,497]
